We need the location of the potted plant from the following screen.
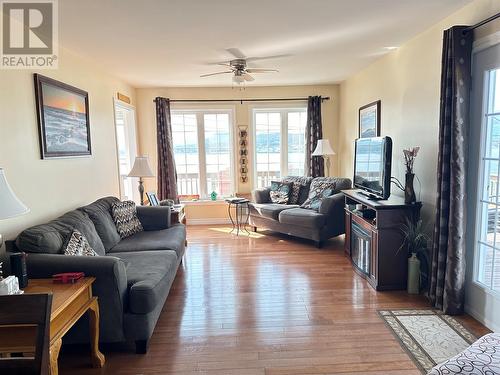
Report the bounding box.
[399,218,430,294]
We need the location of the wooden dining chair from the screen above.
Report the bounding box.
[0,293,53,375]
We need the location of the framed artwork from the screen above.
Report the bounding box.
[34,74,91,159]
[359,100,381,138]
[146,192,159,206]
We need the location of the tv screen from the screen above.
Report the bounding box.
[354,136,392,199]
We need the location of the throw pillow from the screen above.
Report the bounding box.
[64,229,98,256]
[269,181,293,204]
[111,200,144,239]
[301,180,336,210]
[288,183,304,205]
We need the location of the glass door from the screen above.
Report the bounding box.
[467,41,500,331]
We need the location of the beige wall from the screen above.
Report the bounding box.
[135,85,340,221]
[0,48,135,252]
[338,0,499,220]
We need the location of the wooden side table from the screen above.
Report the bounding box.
[171,204,186,224]
[0,277,105,375]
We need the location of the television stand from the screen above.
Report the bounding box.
[356,190,384,201]
[343,189,422,291]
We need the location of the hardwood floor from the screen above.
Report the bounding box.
[59,225,489,374]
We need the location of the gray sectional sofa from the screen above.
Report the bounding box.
[7,196,185,354]
[249,176,351,247]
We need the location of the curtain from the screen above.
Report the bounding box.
[305,96,324,177]
[155,97,178,202]
[429,26,472,315]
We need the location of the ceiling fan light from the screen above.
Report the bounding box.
[233,75,244,84]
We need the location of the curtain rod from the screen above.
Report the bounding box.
[153,97,330,104]
[463,12,500,33]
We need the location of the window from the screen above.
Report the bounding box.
[114,101,138,202]
[476,67,500,292]
[253,107,307,188]
[171,109,234,199]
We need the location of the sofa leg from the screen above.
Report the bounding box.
[315,241,323,249]
[135,339,149,354]
[252,226,257,232]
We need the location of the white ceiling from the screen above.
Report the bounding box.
[59,0,471,88]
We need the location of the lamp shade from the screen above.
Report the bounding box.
[312,139,336,156]
[0,168,29,220]
[128,156,154,178]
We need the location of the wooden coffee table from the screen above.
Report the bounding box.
[0,277,105,375]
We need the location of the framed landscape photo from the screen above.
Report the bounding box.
[359,100,381,138]
[34,74,91,159]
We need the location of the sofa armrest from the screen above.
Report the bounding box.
[136,206,171,231]
[319,192,345,217]
[25,253,128,341]
[252,187,271,203]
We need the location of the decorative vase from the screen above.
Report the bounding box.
[407,253,420,294]
[405,173,416,204]
[210,191,217,201]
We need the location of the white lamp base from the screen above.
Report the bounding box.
[323,156,331,177]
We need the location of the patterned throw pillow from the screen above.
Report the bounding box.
[64,229,98,256]
[269,181,293,204]
[288,183,303,205]
[282,176,313,205]
[301,180,336,210]
[111,200,144,239]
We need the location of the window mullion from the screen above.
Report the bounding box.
[198,112,207,199]
[281,110,288,177]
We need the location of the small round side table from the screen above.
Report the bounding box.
[225,198,250,235]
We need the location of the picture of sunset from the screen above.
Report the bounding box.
[35,74,91,158]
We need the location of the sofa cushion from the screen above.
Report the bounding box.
[249,203,299,221]
[278,207,327,229]
[282,176,313,205]
[80,197,121,251]
[111,200,143,239]
[108,224,186,259]
[63,229,99,257]
[113,250,178,314]
[16,210,105,255]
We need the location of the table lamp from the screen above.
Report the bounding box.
[0,168,29,249]
[127,156,155,205]
[312,139,336,177]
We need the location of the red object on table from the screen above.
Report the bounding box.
[52,272,85,284]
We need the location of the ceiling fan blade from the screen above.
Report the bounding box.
[246,68,279,73]
[200,71,233,77]
[246,54,292,62]
[242,73,255,82]
[226,48,246,59]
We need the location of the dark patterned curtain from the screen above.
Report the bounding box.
[429,26,472,315]
[155,97,178,202]
[305,96,324,177]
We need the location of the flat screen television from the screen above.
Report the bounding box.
[354,136,392,200]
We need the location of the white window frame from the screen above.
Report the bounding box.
[113,99,139,203]
[473,67,500,296]
[250,103,308,188]
[171,106,236,200]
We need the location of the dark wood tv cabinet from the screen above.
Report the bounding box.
[343,189,422,291]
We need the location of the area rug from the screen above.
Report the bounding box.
[378,309,477,374]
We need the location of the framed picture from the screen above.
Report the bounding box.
[146,192,159,206]
[34,74,91,159]
[359,100,381,138]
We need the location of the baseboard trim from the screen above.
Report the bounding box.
[464,303,500,333]
[187,218,232,225]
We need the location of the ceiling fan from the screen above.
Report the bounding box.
[200,48,286,84]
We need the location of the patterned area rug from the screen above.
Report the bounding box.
[378,309,477,374]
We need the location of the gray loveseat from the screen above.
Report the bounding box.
[249,176,351,247]
[8,196,185,354]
